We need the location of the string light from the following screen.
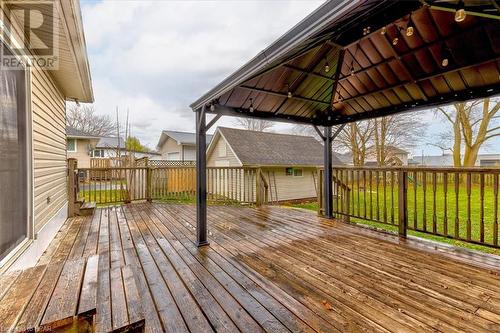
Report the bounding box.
[249,98,254,112]
[380,26,387,35]
[392,37,399,45]
[287,84,292,98]
[455,0,466,22]
[324,59,330,73]
[210,104,215,112]
[406,14,414,37]
[441,47,451,67]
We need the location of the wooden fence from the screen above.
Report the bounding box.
[72,165,264,206]
[318,166,500,248]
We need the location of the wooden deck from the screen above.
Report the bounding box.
[2,202,500,332]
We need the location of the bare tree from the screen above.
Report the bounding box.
[337,122,373,166]
[435,98,500,167]
[291,122,372,166]
[66,103,115,136]
[234,118,274,132]
[373,114,423,166]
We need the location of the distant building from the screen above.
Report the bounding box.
[336,146,410,166]
[207,127,343,202]
[156,130,213,161]
[409,154,500,167]
[67,127,158,168]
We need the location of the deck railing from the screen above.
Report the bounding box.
[69,163,262,207]
[318,166,500,248]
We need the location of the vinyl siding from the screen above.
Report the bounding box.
[158,137,182,160]
[263,167,318,201]
[207,135,241,167]
[1,4,69,233]
[32,66,68,232]
[67,138,97,168]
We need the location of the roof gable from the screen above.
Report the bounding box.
[213,127,342,166]
[157,130,213,148]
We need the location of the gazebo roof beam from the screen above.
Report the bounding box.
[209,104,326,125]
[238,85,330,106]
[332,82,500,126]
[339,57,500,105]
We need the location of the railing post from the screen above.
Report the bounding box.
[398,170,408,238]
[317,168,323,216]
[256,168,262,207]
[344,187,350,223]
[67,158,78,217]
[146,167,152,202]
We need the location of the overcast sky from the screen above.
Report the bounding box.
[80,0,498,156]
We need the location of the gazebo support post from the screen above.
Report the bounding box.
[196,106,209,247]
[323,126,334,218]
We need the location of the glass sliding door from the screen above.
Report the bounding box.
[0,41,29,261]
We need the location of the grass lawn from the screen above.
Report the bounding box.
[288,182,500,255]
[80,189,129,206]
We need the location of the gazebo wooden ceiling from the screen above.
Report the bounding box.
[191,0,500,126]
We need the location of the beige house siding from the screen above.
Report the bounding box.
[262,167,318,201]
[159,137,182,160]
[31,66,68,233]
[67,138,97,168]
[207,135,241,167]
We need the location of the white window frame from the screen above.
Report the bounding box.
[167,152,181,161]
[215,160,230,167]
[218,142,227,157]
[67,138,77,152]
[92,149,105,158]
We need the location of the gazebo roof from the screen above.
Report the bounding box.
[191,0,500,126]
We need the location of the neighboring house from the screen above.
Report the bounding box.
[0,0,93,270]
[66,127,101,168]
[67,128,159,168]
[409,154,500,167]
[157,130,213,161]
[337,146,410,166]
[207,127,343,202]
[365,146,410,166]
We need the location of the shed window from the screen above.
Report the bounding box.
[218,142,227,157]
[285,167,303,177]
[67,139,77,152]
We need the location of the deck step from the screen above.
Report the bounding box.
[79,201,96,216]
[0,255,99,333]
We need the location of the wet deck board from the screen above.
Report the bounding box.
[1,202,499,332]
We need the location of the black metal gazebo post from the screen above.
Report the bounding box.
[195,106,209,246]
[323,126,333,218]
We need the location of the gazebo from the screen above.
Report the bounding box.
[190,0,500,246]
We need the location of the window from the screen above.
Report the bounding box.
[167,152,180,161]
[92,149,105,158]
[285,167,303,177]
[67,139,77,152]
[0,40,30,261]
[218,143,227,157]
[215,160,230,167]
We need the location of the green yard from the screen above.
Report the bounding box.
[289,182,500,255]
